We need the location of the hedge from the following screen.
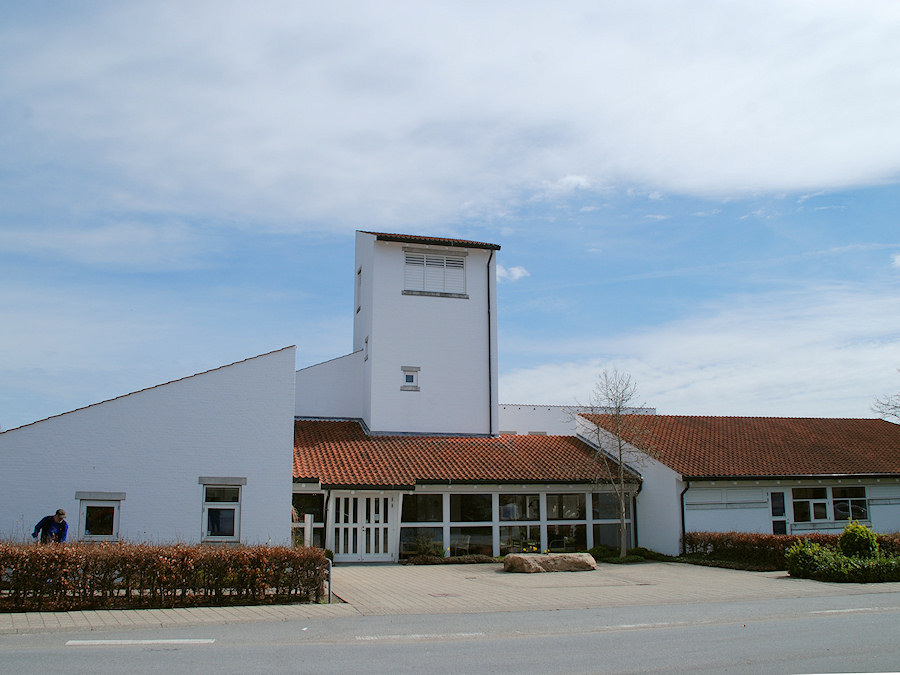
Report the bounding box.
[682,531,836,569]
[683,531,900,570]
[786,538,900,583]
[0,542,328,612]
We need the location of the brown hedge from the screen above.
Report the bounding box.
[683,531,900,570]
[0,542,328,612]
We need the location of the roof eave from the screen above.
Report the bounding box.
[370,232,501,251]
[683,472,900,482]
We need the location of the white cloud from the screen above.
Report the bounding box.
[0,222,205,269]
[499,282,900,417]
[4,2,900,230]
[497,265,531,282]
[892,253,900,268]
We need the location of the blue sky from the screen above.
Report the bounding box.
[2,1,900,430]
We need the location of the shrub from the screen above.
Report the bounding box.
[784,539,825,578]
[0,542,328,612]
[683,531,840,570]
[838,521,879,559]
[600,554,646,564]
[409,532,445,558]
[588,545,617,561]
[786,540,900,583]
[403,553,496,565]
[627,546,674,561]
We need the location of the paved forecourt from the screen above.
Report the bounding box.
[4,561,900,634]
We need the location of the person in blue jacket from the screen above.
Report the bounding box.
[32,509,68,543]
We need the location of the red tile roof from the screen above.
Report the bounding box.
[361,231,501,251]
[293,420,633,487]
[582,414,900,479]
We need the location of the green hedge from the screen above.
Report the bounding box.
[786,539,900,583]
[682,531,838,569]
[0,542,328,612]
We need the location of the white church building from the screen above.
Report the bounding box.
[3,230,900,559]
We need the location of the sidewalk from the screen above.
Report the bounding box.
[4,561,900,634]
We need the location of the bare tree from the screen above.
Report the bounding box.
[574,369,655,558]
[874,392,900,423]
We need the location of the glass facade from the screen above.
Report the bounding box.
[547,493,586,520]
[401,494,443,522]
[500,524,541,554]
[450,526,492,556]
[547,524,587,551]
[499,494,539,521]
[450,494,492,522]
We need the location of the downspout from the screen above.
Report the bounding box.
[487,249,494,435]
[632,480,642,548]
[680,479,691,555]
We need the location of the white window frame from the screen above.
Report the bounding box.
[791,487,829,523]
[199,476,246,542]
[75,491,125,542]
[832,486,869,522]
[401,365,420,391]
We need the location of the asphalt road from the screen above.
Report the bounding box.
[3,591,900,674]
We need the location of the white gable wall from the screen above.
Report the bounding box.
[294,350,365,419]
[634,457,685,556]
[0,347,297,544]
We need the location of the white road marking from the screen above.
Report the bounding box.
[66,639,215,646]
[810,607,882,615]
[356,632,485,641]
[615,623,674,629]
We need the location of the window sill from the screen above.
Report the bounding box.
[402,290,469,299]
[792,520,871,531]
[401,385,420,392]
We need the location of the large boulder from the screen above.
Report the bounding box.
[503,553,597,573]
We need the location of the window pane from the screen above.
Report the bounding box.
[833,499,850,521]
[792,488,826,500]
[548,524,586,551]
[547,494,586,520]
[205,486,239,503]
[500,525,541,554]
[399,526,443,559]
[813,502,828,520]
[772,520,787,535]
[499,494,539,521]
[450,494,492,522]
[833,487,866,499]
[771,492,785,517]
[794,501,811,522]
[292,494,324,522]
[593,494,629,520]
[851,501,869,520]
[449,526,492,555]
[208,508,236,536]
[85,506,115,536]
[402,494,443,522]
[593,523,632,549]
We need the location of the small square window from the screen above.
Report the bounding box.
[201,480,243,541]
[401,366,420,391]
[80,501,121,541]
[75,491,125,542]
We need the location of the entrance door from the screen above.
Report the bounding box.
[332,494,394,562]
